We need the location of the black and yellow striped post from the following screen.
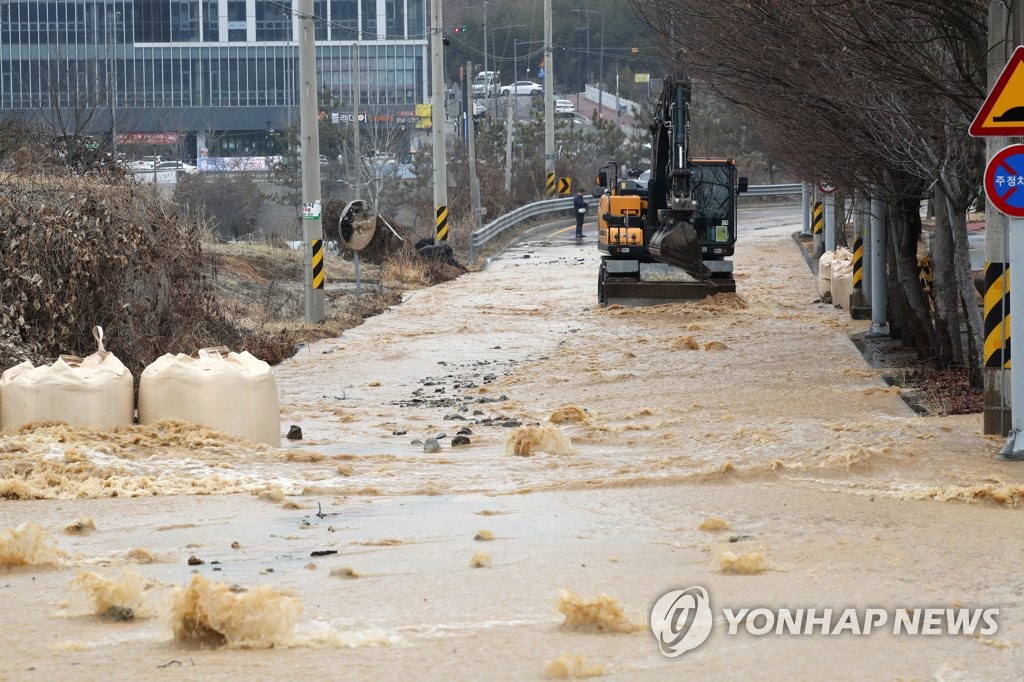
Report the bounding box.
[311,239,324,290]
[435,205,449,241]
[852,236,864,290]
[546,172,556,197]
[984,262,1010,369]
[812,200,824,257]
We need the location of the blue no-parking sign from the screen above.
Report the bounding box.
[986,144,1024,218]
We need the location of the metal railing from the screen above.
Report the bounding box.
[469,196,575,264]
[741,183,803,197]
[469,184,803,264]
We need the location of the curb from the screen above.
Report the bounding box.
[791,231,818,276]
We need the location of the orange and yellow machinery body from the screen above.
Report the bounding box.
[598,180,649,257]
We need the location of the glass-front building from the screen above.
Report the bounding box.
[0,0,427,162]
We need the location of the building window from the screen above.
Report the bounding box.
[330,0,357,39]
[407,0,424,39]
[256,1,289,41]
[135,0,172,43]
[201,0,218,42]
[171,0,199,42]
[385,0,402,40]
[361,0,375,39]
[227,0,246,42]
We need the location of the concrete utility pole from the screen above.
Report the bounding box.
[504,91,515,192]
[984,0,1013,435]
[868,188,888,337]
[824,193,836,253]
[298,0,324,323]
[543,0,554,179]
[352,42,361,195]
[430,0,449,242]
[467,62,482,230]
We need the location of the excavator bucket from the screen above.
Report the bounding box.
[647,217,717,287]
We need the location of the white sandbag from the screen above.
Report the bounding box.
[831,273,853,311]
[138,348,281,446]
[0,326,133,430]
[817,251,835,297]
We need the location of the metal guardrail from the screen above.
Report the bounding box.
[741,183,803,197]
[468,184,803,265]
[469,196,575,264]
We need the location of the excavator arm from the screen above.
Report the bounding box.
[646,77,715,286]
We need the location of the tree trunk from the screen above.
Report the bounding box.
[883,173,938,363]
[930,195,960,368]
[943,187,985,387]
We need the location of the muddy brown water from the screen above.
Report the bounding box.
[1,212,1021,679]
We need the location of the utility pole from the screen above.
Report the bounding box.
[467,62,482,230]
[543,0,554,180]
[430,0,449,243]
[352,42,361,195]
[504,91,515,192]
[298,0,324,323]
[483,2,489,118]
[984,0,1013,435]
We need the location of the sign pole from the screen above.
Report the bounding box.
[988,144,1024,458]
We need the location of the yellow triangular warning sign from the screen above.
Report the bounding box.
[971,45,1024,137]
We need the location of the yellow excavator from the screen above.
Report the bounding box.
[595,76,747,304]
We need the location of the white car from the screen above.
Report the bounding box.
[555,99,575,117]
[154,160,198,174]
[500,81,543,96]
[473,100,486,118]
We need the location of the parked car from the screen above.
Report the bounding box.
[154,160,198,174]
[472,100,486,118]
[128,155,163,171]
[555,99,576,117]
[500,81,543,96]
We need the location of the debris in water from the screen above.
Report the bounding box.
[469,551,491,568]
[330,566,360,579]
[549,405,590,424]
[257,487,286,503]
[336,463,354,476]
[0,522,64,566]
[543,654,605,679]
[170,575,302,648]
[474,529,495,541]
[230,541,241,549]
[286,425,303,440]
[475,510,505,516]
[452,435,471,446]
[64,518,96,535]
[506,425,575,456]
[718,550,768,574]
[670,336,699,351]
[704,341,729,351]
[423,437,442,453]
[187,555,205,566]
[126,548,158,564]
[556,590,641,633]
[72,570,146,619]
[698,517,730,532]
[310,550,338,557]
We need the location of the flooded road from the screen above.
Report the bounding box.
[2,207,1022,679]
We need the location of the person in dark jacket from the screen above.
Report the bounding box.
[572,189,588,238]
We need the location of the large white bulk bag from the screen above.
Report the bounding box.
[817,251,835,297]
[831,273,853,311]
[0,327,133,430]
[138,347,281,446]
